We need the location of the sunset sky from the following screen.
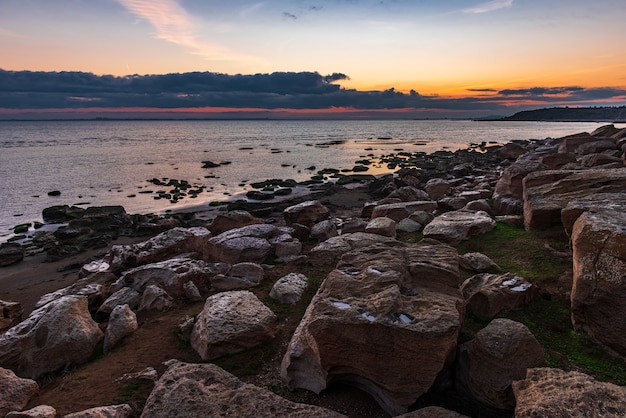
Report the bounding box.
[2,0,626,118]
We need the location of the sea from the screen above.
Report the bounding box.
[0,119,616,242]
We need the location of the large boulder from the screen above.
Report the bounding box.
[269,273,308,305]
[493,154,546,215]
[210,262,265,290]
[513,367,626,417]
[204,224,294,264]
[461,272,536,320]
[570,209,626,358]
[0,367,39,416]
[140,361,345,418]
[191,291,277,360]
[561,192,626,236]
[0,295,103,379]
[423,210,495,246]
[456,319,546,410]
[522,168,626,230]
[107,227,211,273]
[281,240,463,416]
[310,232,401,258]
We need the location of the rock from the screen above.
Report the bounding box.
[42,205,85,223]
[463,198,492,214]
[493,154,546,215]
[458,252,501,273]
[1,300,24,331]
[310,219,338,241]
[555,131,595,153]
[0,367,39,416]
[513,368,626,417]
[5,405,57,418]
[190,291,277,360]
[64,404,132,418]
[138,285,174,312]
[571,209,626,357]
[281,240,463,416]
[79,259,110,278]
[399,406,469,417]
[0,295,103,379]
[498,142,528,160]
[365,216,397,238]
[457,319,546,410]
[211,262,264,290]
[183,280,202,302]
[107,227,211,273]
[118,256,213,298]
[274,239,302,261]
[103,304,138,354]
[424,178,452,200]
[283,200,330,227]
[461,272,536,320]
[370,201,437,222]
[409,210,433,226]
[310,232,401,258]
[0,243,25,267]
[269,273,308,304]
[204,224,291,264]
[561,192,626,236]
[208,210,264,235]
[115,367,158,384]
[140,361,345,418]
[95,287,141,321]
[396,218,422,233]
[423,210,495,246]
[386,186,430,202]
[539,152,577,169]
[341,218,368,234]
[522,168,626,230]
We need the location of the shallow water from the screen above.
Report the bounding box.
[0,119,613,241]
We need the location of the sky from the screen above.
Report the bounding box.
[1,0,626,119]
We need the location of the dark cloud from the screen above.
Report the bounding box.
[0,69,625,117]
[282,11,298,19]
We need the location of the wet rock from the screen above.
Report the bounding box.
[0,295,103,379]
[457,318,546,410]
[513,368,626,417]
[0,367,39,416]
[571,209,626,357]
[269,273,308,305]
[423,210,495,246]
[140,361,345,418]
[191,291,277,360]
[461,272,536,320]
[103,304,137,354]
[281,240,463,416]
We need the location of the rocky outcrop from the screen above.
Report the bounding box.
[140,361,345,418]
[281,239,463,416]
[513,367,626,417]
[522,168,626,230]
[423,210,495,246]
[191,291,277,360]
[456,319,546,410]
[269,273,308,304]
[570,209,626,358]
[0,367,39,416]
[0,295,103,379]
[460,272,536,320]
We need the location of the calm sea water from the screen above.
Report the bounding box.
[0,119,614,241]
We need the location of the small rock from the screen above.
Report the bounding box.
[269,273,308,304]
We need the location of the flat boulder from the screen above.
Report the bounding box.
[461,272,536,320]
[140,361,345,418]
[456,318,546,410]
[0,295,103,379]
[107,227,211,273]
[0,367,39,416]
[204,224,293,264]
[281,240,463,416]
[513,368,626,417]
[191,290,277,360]
[423,210,495,246]
[571,209,626,358]
[310,232,401,258]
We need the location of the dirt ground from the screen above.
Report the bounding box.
[3,186,391,417]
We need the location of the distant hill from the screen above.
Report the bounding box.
[500,106,626,122]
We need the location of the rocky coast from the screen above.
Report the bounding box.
[2,124,626,417]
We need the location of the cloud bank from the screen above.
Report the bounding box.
[0,69,625,119]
